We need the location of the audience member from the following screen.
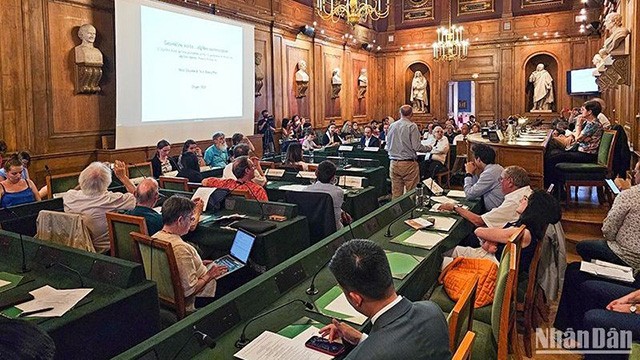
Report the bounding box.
[126,178,163,235]
[304,161,351,230]
[202,156,268,201]
[444,124,457,144]
[455,144,503,210]
[420,126,449,179]
[257,111,275,154]
[422,123,435,141]
[0,154,41,208]
[150,140,178,178]
[281,118,294,139]
[0,151,28,181]
[545,100,604,188]
[386,105,432,198]
[284,142,310,171]
[0,317,56,360]
[351,122,363,138]
[230,133,255,159]
[302,129,322,151]
[453,124,470,143]
[319,239,450,359]
[177,140,204,183]
[359,125,380,148]
[223,144,266,186]
[592,97,612,129]
[576,161,640,272]
[152,196,227,311]
[341,121,353,138]
[204,132,229,168]
[440,165,532,229]
[470,123,481,134]
[379,123,390,142]
[290,115,303,138]
[63,161,136,252]
[322,124,342,147]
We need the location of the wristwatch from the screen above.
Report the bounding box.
[630,304,637,314]
[464,173,474,178]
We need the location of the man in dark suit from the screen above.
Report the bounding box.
[359,126,381,148]
[320,239,451,360]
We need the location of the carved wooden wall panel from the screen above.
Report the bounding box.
[475,79,498,120]
[454,0,502,22]
[322,47,343,120]
[351,53,368,118]
[283,38,313,122]
[500,48,515,117]
[452,49,500,77]
[254,28,273,122]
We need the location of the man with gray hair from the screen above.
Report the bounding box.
[126,178,163,235]
[63,160,136,252]
[441,165,532,229]
[204,132,229,168]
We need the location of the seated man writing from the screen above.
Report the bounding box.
[319,239,451,359]
[202,156,268,201]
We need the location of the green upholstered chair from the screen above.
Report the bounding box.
[158,176,190,192]
[555,129,617,205]
[447,276,478,354]
[452,331,476,360]
[131,232,187,320]
[106,212,148,262]
[630,342,640,360]
[46,171,81,199]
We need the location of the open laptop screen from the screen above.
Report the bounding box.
[230,230,255,263]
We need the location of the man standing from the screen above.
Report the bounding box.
[257,110,275,154]
[319,239,450,359]
[386,105,432,198]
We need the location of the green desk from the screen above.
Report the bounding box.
[0,231,158,360]
[114,192,480,360]
[264,181,377,221]
[312,146,391,169]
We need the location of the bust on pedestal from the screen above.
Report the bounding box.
[74,24,103,94]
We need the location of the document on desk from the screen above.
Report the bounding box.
[0,272,23,293]
[341,167,366,172]
[392,230,446,250]
[314,286,367,325]
[385,251,425,279]
[431,196,459,205]
[234,330,333,360]
[429,215,457,232]
[580,261,635,283]
[423,178,444,195]
[278,184,308,192]
[431,203,468,213]
[191,186,217,204]
[446,190,466,198]
[16,285,92,317]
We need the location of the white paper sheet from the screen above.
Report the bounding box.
[279,184,308,192]
[164,170,179,177]
[581,261,635,282]
[431,196,459,205]
[131,177,145,186]
[341,167,366,172]
[429,216,457,232]
[324,293,367,325]
[430,203,468,213]
[363,147,379,152]
[234,331,333,360]
[265,169,285,177]
[191,186,217,204]
[422,178,444,195]
[403,231,446,250]
[0,279,10,287]
[338,145,353,152]
[446,190,466,198]
[297,171,316,179]
[16,285,93,317]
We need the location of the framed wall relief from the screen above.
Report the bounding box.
[394,0,440,29]
[453,0,501,22]
[512,0,569,15]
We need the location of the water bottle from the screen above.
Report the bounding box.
[415,183,424,211]
[309,150,314,164]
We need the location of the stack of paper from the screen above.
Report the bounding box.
[279,184,308,192]
[235,329,333,360]
[430,203,468,213]
[341,167,366,172]
[580,261,635,283]
[314,286,367,325]
[431,196,459,205]
[16,285,93,317]
[446,190,466,198]
[391,231,446,250]
[404,217,433,230]
[385,251,425,279]
[428,216,457,232]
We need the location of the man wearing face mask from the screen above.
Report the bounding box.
[304,161,351,230]
[204,132,229,168]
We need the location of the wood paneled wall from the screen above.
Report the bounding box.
[1,0,637,187]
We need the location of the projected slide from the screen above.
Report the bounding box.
[570,68,598,94]
[140,5,243,122]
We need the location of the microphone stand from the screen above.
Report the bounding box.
[306,258,332,295]
[46,262,84,287]
[241,182,268,220]
[6,208,30,273]
[170,326,216,360]
[236,299,314,348]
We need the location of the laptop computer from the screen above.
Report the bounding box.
[208,229,256,279]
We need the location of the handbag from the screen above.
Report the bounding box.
[438,257,498,308]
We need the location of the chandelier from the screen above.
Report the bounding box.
[315,0,390,27]
[432,5,470,62]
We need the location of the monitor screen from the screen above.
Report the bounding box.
[230,229,255,263]
[567,68,599,95]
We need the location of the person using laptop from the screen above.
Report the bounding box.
[208,229,257,279]
[152,196,227,311]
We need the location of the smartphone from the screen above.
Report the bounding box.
[305,336,345,356]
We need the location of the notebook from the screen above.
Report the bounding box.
[208,229,256,279]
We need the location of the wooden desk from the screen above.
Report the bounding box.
[113,191,481,360]
[467,132,552,189]
[0,232,158,360]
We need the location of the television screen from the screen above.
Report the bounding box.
[567,68,599,95]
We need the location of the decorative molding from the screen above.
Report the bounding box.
[596,55,629,90]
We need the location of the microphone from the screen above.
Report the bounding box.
[425,166,439,209]
[46,262,84,287]
[306,258,332,295]
[240,181,268,221]
[235,299,314,348]
[347,220,355,240]
[128,162,147,180]
[5,208,30,273]
[171,326,216,360]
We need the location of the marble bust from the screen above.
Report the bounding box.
[74,24,103,94]
[295,60,309,98]
[255,52,264,97]
[331,68,342,99]
[601,12,630,55]
[357,68,368,99]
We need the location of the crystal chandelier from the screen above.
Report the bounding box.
[432,5,470,61]
[315,0,390,27]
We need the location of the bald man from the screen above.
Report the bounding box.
[126,178,163,234]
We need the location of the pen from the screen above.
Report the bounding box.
[18,307,54,318]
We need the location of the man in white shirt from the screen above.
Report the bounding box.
[63,161,136,252]
[359,126,381,148]
[453,124,470,144]
[420,126,450,179]
[304,161,351,229]
[441,165,532,228]
[319,239,450,359]
[222,144,266,186]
